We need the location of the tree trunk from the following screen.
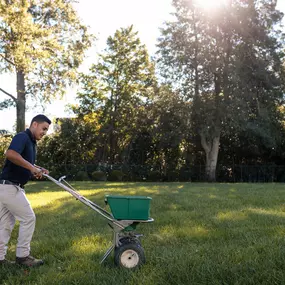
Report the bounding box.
[201,133,220,182]
[16,70,26,132]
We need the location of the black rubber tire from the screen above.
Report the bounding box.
[118,237,141,246]
[114,242,146,269]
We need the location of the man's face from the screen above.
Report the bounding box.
[32,122,50,141]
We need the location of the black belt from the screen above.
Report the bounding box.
[0,180,24,189]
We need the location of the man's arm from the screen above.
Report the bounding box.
[6,149,42,176]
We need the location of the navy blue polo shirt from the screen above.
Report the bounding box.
[0,129,36,185]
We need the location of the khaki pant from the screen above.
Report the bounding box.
[0,184,35,260]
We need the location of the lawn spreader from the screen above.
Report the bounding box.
[43,174,153,269]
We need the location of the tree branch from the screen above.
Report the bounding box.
[0,54,15,66]
[0,88,17,102]
[200,132,211,154]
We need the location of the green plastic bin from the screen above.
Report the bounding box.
[105,195,151,220]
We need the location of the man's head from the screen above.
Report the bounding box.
[29,114,51,141]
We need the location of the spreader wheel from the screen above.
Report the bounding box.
[114,242,145,269]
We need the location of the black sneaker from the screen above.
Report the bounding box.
[16,255,44,267]
[0,259,15,266]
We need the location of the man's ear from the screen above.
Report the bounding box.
[31,121,38,128]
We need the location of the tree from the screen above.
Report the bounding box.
[0,132,12,169]
[74,26,156,163]
[37,117,99,176]
[157,0,285,181]
[147,85,191,174]
[0,0,92,131]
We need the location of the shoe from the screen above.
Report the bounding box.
[0,259,15,266]
[16,255,44,267]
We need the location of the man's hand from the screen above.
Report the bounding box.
[40,167,49,175]
[33,165,49,178]
[31,166,43,179]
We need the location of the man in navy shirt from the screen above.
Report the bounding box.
[0,114,51,267]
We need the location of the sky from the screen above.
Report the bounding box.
[0,0,285,132]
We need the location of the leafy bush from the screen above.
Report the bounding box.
[147,170,162,182]
[92,171,107,181]
[166,171,179,182]
[107,170,124,181]
[75,170,89,181]
[179,169,192,182]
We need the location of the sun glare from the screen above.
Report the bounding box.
[194,0,229,10]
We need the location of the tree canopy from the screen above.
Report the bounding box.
[1,1,285,182]
[156,0,285,181]
[73,26,157,163]
[0,0,92,131]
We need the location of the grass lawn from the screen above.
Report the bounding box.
[1,182,285,284]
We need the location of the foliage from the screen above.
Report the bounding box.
[166,170,179,182]
[107,170,124,181]
[33,3,285,183]
[73,25,157,163]
[0,99,15,110]
[146,85,192,172]
[147,170,162,182]
[156,0,285,181]
[36,117,98,175]
[75,170,89,181]
[0,0,92,131]
[91,171,107,181]
[0,134,12,169]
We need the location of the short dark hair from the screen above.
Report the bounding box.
[30,114,51,125]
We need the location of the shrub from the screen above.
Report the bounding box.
[92,171,107,181]
[179,170,192,182]
[147,170,162,182]
[108,170,124,181]
[75,170,89,181]
[166,171,179,182]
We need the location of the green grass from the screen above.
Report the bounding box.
[2,182,285,284]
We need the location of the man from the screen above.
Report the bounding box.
[0,114,51,267]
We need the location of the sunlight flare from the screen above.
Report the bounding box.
[194,0,230,10]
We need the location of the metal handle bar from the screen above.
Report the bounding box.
[42,173,125,227]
